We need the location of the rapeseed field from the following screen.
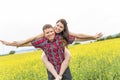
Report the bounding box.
[0,38,120,80]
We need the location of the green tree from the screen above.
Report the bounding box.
[9,50,15,55]
[116,33,120,38]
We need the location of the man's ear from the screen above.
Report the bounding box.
[43,31,45,36]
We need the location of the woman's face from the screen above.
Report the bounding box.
[54,22,64,33]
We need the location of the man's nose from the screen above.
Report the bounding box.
[49,32,53,35]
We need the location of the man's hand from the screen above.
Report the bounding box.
[54,75,62,80]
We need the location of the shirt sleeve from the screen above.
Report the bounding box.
[31,37,46,48]
[68,35,75,44]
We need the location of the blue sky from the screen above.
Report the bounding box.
[0,0,120,54]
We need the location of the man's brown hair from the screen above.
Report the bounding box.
[42,24,53,31]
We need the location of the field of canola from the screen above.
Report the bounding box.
[0,38,120,80]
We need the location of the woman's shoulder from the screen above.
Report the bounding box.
[69,32,76,36]
[69,31,80,38]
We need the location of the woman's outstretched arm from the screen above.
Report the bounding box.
[0,33,43,47]
[17,33,43,47]
[0,40,32,47]
[69,32,103,41]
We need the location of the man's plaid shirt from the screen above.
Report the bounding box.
[31,34,75,73]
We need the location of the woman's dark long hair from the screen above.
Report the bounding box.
[56,19,69,46]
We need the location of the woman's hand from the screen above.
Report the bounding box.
[0,40,9,45]
[0,40,19,47]
[94,32,103,39]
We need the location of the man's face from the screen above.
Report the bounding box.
[44,28,55,41]
[54,22,64,33]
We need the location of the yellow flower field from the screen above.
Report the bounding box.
[0,38,120,80]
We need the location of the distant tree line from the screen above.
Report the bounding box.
[97,32,120,41]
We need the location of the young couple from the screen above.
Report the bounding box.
[0,19,103,80]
